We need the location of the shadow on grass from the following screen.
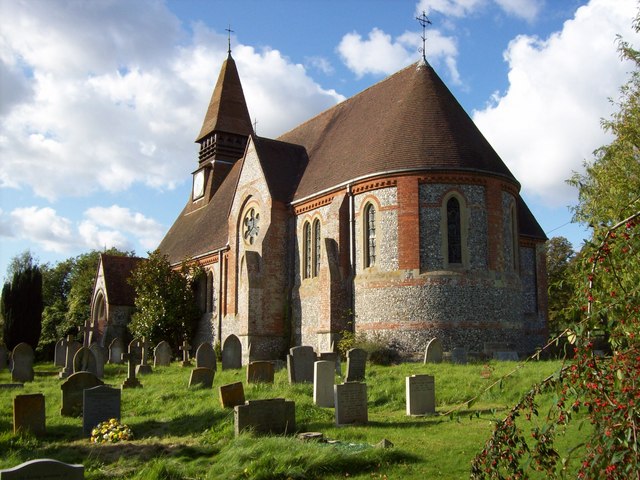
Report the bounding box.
[129,408,232,438]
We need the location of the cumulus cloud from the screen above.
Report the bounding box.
[83,205,164,250]
[8,207,76,253]
[473,0,640,206]
[415,0,542,21]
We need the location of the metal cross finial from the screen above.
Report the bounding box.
[416,11,432,62]
[225,25,234,55]
[253,118,258,134]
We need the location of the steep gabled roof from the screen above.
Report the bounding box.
[253,136,309,203]
[196,54,253,142]
[280,61,518,201]
[518,197,547,241]
[100,254,144,306]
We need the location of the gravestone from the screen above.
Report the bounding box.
[60,371,103,416]
[179,340,192,367]
[13,393,45,436]
[246,361,274,383]
[121,351,142,389]
[345,348,367,382]
[234,398,295,436]
[11,343,34,383]
[334,382,368,425]
[53,339,65,367]
[59,335,81,378]
[108,337,124,364]
[406,374,436,415]
[222,335,242,369]
[195,342,216,370]
[83,385,121,437]
[128,338,143,365]
[154,341,172,367]
[451,347,468,364]
[319,351,341,375]
[189,367,215,388]
[0,459,84,480]
[73,347,98,376]
[493,351,519,361]
[287,345,316,383]
[483,342,509,357]
[89,343,106,378]
[133,337,153,375]
[423,337,443,364]
[313,360,335,408]
[219,382,245,408]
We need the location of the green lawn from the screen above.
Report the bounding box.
[0,359,588,479]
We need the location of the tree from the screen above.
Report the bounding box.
[545,236,578,335]
[1,264,43,350]
[38,259,74,355]
[128,250,200,347]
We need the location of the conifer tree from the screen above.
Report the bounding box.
[1,265,44,350]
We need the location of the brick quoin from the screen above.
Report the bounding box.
[396,176,420,270]
[485,179,503,271]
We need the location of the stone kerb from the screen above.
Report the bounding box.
[108,338,124,364]
[13,393,46,436]
[246,361,274,383]
[11,343,34,383]
[287,346,316,383]
[423,338,443,364]
[195,343,216,370]
[0,459,84,480]
[406,374,436,416]
[313,360,335,408]
[83,385,121,437]
[345,348,367,382]
[154,341,172,367]
[222,335,242,370]
[234,398,296,436]
[334,382,368,426]
[73,347,98,376]
[60,372,104,416]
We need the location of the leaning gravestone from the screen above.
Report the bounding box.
[195,342,216,370]
[451,347,468,365]
[246,361,274,383]
[53,339,65,367]
[11,343,34,383]
[89,343,106,378]
[154,341,172,367]
[406,374,435,415]
[234,398,295,436]
[0,459,84,480]
[83,385,121,437]
[287,345,316,383]
[108,337,124,364]
[222,335,242,369]
[60,371,104,416]
[73,346,98,376]
[334,382,368,425]
[423,337,443,364]
[189,367,215,388]
[314,360,335,408]
[13,393,45,436]
[59,335,81,378]
[345,348,367,382]
[219,382,245,408]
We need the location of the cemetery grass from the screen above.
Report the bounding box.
[0,359,589,479]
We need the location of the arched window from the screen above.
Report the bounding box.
[303,221,312,279]
[364,203,376,268]
[313,219,321,277]
[447,197,462,264]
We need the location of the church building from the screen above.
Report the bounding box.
[154,51,548,362]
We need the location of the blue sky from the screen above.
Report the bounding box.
[1,0,638,282]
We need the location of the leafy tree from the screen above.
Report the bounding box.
[1,263,43,350]
[5,249,38,281]
[545,236,578,335]
[38,259,74,355]
[128,250,201,347]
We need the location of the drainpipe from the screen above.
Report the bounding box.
[347,183,356,333]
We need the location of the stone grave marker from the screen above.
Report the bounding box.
[219,382,245,408]
[133,337,153,375]
[53,339,65,367]
[423,337,443,364]
[234,398,295,436]
[345,348,367,382]
[13,393,45,436]
[89,343,106,378]
[222,335,242,369]
[493,351,519,361]
[108,337,124,364]
[195,342,216,370]
[83,385,121,437]
[406,374,435,415]
[246,361,274,383]
[11,343,34,383]
[319,351,341,375]
[179,339,192,367]
[483,342,509,357]
[189,367,215,388]
[313,360,335,408]
[451,347,468,364]
[121,350,142,389]
[59,335,81,378]
[73,346,98,376]
[287,345,316,383]
[128,338,143,365]
[334,382,368,425]
[154,341,172,367]
[0,459,84,479]
[60,371,103,416]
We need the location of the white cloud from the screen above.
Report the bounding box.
[83,205,164,250]
[473,0,640,206]
[493,0,542,22]
[305,56,335,75]
[8,207,76,253]
[415,0,542,21]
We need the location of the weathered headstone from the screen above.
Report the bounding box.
[234,398,295,436]
[287,345,316,383]
[345,348,367,382]
[13,393,45,436]
[133,337,153,375]
[195,342,216,370]
[493,351,519,361]
[60,371,104,416]
[423,337,443,364]
[53,339,65,367]
[451,347,468,365]
[313,360,335,408]
[179,339,192,367]
[219,382,245,408]
[89,343,106,378]
[59,335,81,378]
[246,361,274,383]
[154,341,172,367]
[318,351,341,375]
[189,367,215,388]
[121,351,142,389]
[334,382,368,425]
[11,343,34,383]
[108,337,124,364]
[128,338,143,365]
[0,459,84,480]
[406,374,435,415]
[83,385,121,437]
[73,346,98,376]
[222,335,242,369]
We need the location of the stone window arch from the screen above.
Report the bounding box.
[364,202,377,268]
[313,218,321,277]
[440,191,469,268]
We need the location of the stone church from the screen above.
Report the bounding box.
[90,52,548,361]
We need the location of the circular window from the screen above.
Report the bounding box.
[243,207,260,245]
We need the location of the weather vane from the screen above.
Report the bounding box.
[225,25,234,55]
[416,11,432,62]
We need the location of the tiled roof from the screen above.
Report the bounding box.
[101,254,144,306]
[253,136,309,203]
[518,197,547,240]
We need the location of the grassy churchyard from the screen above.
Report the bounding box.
[1,359,588,479]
